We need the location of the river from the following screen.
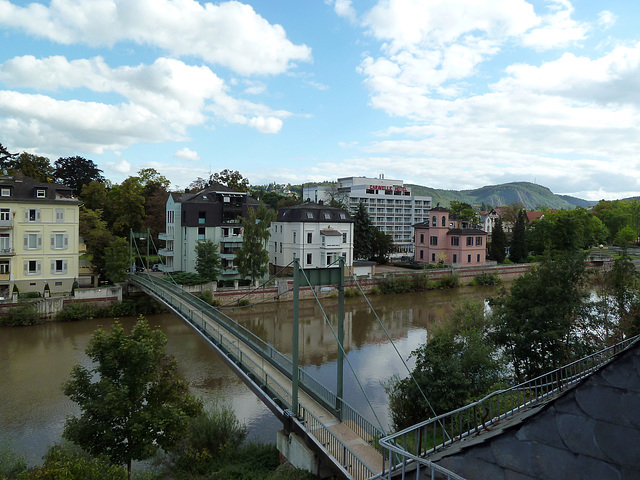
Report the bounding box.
[0,285,501,465]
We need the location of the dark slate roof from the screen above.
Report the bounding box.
[434,338,640,480]
[320,229,343,236]
[447,228,487,235]
[277,202,352,223]
[0,172,79,204]
[413,221,430,228]
[429,206,449,212]
[171,183,259,206]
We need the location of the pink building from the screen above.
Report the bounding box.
[413,207,488,266]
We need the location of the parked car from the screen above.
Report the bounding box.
[151,264,160,272]
[126,265,144,273]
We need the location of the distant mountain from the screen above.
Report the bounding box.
[407,182,596,210]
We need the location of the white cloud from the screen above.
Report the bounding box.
[174,147,201,162]
[0,0,311,75]
[326,0,357,23]
[521,1,589,50]
[0,55,292,154]
[598,10,616,30]
[112,158,131,174]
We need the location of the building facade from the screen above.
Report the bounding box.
[269,203,353,272]
[304,175,432,256]
[0,173,81,297]
[160,184,259,279]
[413,207,487,266]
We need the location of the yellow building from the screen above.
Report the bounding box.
[0,173,81,298]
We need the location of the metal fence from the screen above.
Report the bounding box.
[376,334,640,480]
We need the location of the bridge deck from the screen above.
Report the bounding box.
[131,275,383,480]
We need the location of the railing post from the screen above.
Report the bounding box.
[292,257,300,417]
[337,256,345,419]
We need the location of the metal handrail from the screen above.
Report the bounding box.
[131,276,384,477]
[377,334,640,479]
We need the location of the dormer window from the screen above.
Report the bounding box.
[306,212,313,219]
[1,188,10,197]
[36,189,46,198]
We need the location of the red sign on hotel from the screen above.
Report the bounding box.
[369,185,407,192]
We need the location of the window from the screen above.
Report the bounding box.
[442,216,446,226]
[476,236,483,246]
[36,189,46,198]
[477,254,481,262]
[0,260,9,274]
[0,234,9,252]
[466,237,474,246]
[432,253,436,262]
[24,260,41,275]
[468,255,471,263]
[307,232,312,244]
[451,236,459,246]
[453,254,457,263]
[1,188,9,197]
[293,231,297,243]
[0,208,9,222]
[306,212,313,219]
[51,259,68,274]
[51,233,68,250]
[55,281,62,286]
[323,213,330,219]
[280,243,282,253]
[340,213,346,219]
[25,233,41,250]
[429,236,438,246]
[274,241,277,252]
[432,216,437,227]
[198,211,206,224]
[342,233,347,243]
[327,254,332,265]
[55,208,64,223]
[306,253,312,265]
[25,209,40,222]
[419,250,424,259]
[197,227,205,240]
[420,233,424,244]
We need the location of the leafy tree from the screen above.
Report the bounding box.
[0,143,16,165]
[108,178,145,237]
[386,300,504,430]
[370,228,394,263]
[488,218,507,262]
[509,209,527,262]
[80,180,110,212]
[592,200,629,243]
[210,169,250,192]
[137,168,170,198]
[187,177,208,192]
[4,153,54,182]
[353,202,374,260]
[79,207,114,278]
[491,251,588,382]
[54,156,104,195]
[235,203,276,285]
[501,201,525,227]
[103,237,129,283]
[614,225,636,246]
[449,201,478,223]
[63,318,203,479]
[195,240,221,282]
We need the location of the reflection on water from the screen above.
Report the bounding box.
[0,285,499,464]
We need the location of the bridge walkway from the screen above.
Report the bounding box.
[130,275,384,480]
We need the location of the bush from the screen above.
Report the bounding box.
[436,274,459,289]
[344,288,360,298]
[237,299,251,307]
[18,292,40,300]
[56,302,97,321]
[472,273,501,286]
[169,272,205,286]
[0,438,26,479]
[0,304,41,326]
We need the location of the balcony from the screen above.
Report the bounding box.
[0,272,9,281]
[158,248,174,256]
[220,252,236,259]
[221,235,243,243]
[0,248,15,256]
[0,219,12,229]
[159,232,173,241]
[220,267,239,275]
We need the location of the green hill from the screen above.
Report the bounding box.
[408,182,595,210]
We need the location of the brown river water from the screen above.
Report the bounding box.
[0,285,501,464]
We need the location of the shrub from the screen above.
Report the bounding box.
[436,274,460,289]
[0,304,41,326]
[56,302,97,321]
[237,299,251,307]
[170,272,205,286]
[18,292,40,300]
[472,273,501,286]
[0,438,26,479]
[411,273,430,291]
[344,288,360,298]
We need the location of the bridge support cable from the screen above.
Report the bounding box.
[297,258,387,438]
[344,263,446,439]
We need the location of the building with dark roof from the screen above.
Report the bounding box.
[270,202,353,273]
[0,172,81,297]
[413,206,487,266]
[160,184,260,278]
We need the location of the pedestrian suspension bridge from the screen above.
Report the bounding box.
[128,232,639,480]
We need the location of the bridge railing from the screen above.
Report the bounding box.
[376,334,640,480]
[133,275,379,479]
[133,275,385,447]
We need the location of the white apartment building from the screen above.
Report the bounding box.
[270,203,353,272]
[304,175,432,255]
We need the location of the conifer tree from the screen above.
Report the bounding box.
[509,210,527,263]
[489,218,507,263]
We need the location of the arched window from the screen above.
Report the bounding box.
[441,216,446,226]
[432,216,437,227]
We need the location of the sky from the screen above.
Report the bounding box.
[1,0,640,201]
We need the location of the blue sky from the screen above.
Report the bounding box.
[2,0,640,200]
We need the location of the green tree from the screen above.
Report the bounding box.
[108,178,145,237]
[509,209,527,262]
[103,237,129,283]
[492,251,588,382]
[79,207,114,278]
[209,169,250,192]
[5,153,54,183]
[449,201,478,223]
[0,143,16,165]
[195,239,221,282]
[235,203,276,285]
[62,318,202,479]
[80,180,110,212]
[614,225,636,246]
[488,218,507,262]
[370,228,394,263]
[353,202,374,260]
[54,156,104,195]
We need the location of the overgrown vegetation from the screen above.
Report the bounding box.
[471,273,501,286]
[0,303,42,326]
[55,297,164,321]
[374,273,459,295]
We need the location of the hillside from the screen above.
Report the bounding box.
[408,182,595,210]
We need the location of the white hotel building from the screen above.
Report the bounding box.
[304,176,432,255]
